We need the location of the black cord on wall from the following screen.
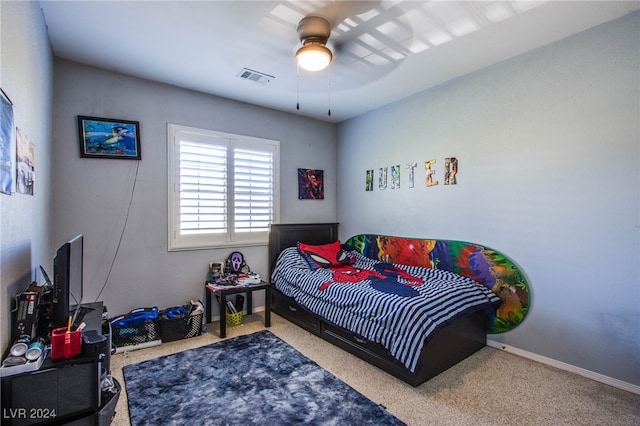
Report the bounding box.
[94,160,140,303]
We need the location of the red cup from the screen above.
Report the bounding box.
[51,327,82,360]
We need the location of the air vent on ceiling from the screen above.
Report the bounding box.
[237,68,274,84]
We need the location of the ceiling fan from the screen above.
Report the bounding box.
[295,16,333,72]
[291,1,412,115]
[293,1,389,73]
[289,0,416,91]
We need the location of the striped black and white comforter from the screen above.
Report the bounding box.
[271,247,501,373]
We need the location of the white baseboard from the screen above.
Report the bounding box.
[486,339,640,395]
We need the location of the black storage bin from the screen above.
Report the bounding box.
[110,307,160,349]
[111,320,160,348]
[159,306,203,343]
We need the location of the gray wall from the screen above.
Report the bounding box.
[51,60,336,317]
[2,0,638,392]
[0,1,53,349]
[336,12,640,386]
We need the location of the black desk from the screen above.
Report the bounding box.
[204,282,271,338]
[1,302,110,425]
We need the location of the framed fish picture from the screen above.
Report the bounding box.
[77,115,141,159]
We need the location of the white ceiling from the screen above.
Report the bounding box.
[39,1,639,123]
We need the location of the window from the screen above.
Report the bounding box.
[168,124,279,250]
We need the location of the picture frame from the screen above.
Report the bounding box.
[77,115,141,159]
[298,168,324,199]
[1,88,16,194]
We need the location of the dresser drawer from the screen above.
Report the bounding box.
[271,289,320,334]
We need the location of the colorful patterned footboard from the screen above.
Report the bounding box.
[344,234,530,334]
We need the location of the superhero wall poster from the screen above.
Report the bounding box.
[298,168,324,199]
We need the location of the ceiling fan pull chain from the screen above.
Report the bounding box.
[328,65,331,117]
[297,62,301,111]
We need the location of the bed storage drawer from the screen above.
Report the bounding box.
[323,323,397,360]
[321,323,415,382]
[271,288,320,334]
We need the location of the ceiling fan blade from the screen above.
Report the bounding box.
[311,1,382,28]
[293,1,413,92]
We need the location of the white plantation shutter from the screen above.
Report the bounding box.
[168,124,279,250]
[233,148,274,233]
[179,141,227,235]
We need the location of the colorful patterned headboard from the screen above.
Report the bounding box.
[344,234,530,334]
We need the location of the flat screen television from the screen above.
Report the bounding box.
[52,234,84,328]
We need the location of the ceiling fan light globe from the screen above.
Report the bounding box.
[296,45,332,71]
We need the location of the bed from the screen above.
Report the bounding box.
[268,223,530,387]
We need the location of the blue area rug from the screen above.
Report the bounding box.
[123,330,405,425]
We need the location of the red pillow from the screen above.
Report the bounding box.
[297,241,352,269]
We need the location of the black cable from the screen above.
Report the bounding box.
[94,160,140,302]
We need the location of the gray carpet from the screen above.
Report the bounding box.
[111,314,640,426]
[123,330,404,425]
